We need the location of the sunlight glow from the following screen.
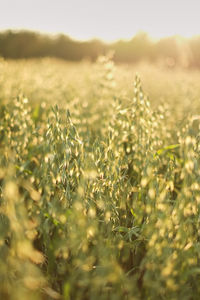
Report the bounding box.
[1,0,199,41]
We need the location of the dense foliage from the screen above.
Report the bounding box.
[1,30,200,68]
[1,56,200,299]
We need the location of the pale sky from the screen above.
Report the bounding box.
[1,0,200,41]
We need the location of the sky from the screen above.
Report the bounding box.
[1,0,200,41]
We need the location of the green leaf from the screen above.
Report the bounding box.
[64,282,71,300]
[113,226,129,233]
[156,144,180,156]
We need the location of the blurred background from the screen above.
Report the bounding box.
[0,0,200,68]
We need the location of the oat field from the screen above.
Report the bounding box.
[1,56,200,300]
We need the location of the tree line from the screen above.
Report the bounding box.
[0,30,200,68]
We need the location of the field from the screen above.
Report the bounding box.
[1,56,200,299]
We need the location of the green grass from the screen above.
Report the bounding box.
[1,56,200,299]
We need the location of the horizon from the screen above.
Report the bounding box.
[0,28,198,44]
